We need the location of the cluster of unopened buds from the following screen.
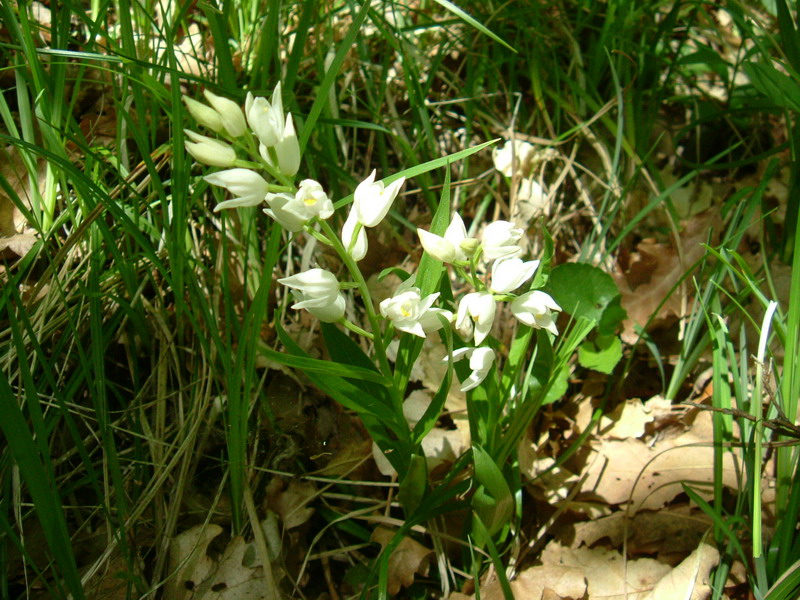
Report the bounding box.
[184,83,562,393]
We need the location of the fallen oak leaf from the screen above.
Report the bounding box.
[643,542,718,600]
[371,526,433,596]
[580,410,739,513]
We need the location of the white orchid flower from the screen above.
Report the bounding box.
[264,192,307,232]
[304,291,346,323]
[510,290,562,335]
[447,346,495,392]
[354,170,405,227]
[295,179,334,220]
[204,169,269,211]
[455,291,496,345]
[202,90,247,138]
[380,288,448,338]
[342,208,368,261]
[489,257,540,294]
[278,268,340,310]
[184,130,237,167]
[481,220,524,261]
[417,212,471,264]
[183,96,224,133]
[492,139,536,177]
[245,83,285,147]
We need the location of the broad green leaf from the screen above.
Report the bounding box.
[397,454,428,514]
[377,266,412,283]
[546,262,623,329]
[471,445,514,537]
[578,334,623,374]
[275,324,398,425]
[259,339,388,385]
[320,322,390,402]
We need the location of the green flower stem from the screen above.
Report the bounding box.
[340,318,373,339]
[317,220,393,381]
[305,225,333,247]
[467,247,486,290]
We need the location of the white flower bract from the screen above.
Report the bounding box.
[245,83,285,147]
[264,192,307,232]
[492,139,536,177]
[342,208,368,261]
[203,90,247,138]
[305,292,346,322]
[295,179,333,220]
[273,113,301,176]
[183,96,224,133]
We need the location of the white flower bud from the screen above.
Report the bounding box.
[203,90,247,138]
[183,96,224,133]
[184,130,237,167]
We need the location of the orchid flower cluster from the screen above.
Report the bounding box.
[184,83,562,395]
[409,215,562,390]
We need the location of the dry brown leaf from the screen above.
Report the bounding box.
[540,543,671,599]
[572,508,712,560]
[512,564,586,599]
[614,211,719,344]
[600,399,656,439]
[193,535,274,599]
[267,479,316,530]
[580,411,739,512]
[0,232,37,258]
[1,146,40,235]
[643,542,718,600]
[166,526,279,600]
[166,524,224,600]
[371,526,433,596]
[469,564,586,600]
